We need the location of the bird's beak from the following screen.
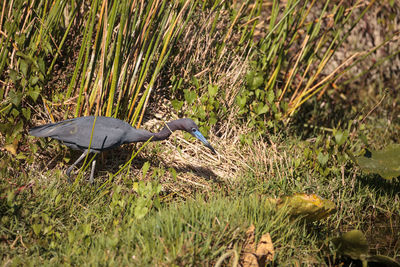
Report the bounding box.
[192,130,216,154]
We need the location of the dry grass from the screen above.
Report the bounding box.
[163,4,251,119]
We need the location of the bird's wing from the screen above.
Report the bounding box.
[33,117,126,150]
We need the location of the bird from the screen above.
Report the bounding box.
[29,116,216,183]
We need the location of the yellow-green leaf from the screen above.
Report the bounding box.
[276,193,336,222]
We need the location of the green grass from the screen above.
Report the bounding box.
[1,0,400,265]
[1,132,400,265]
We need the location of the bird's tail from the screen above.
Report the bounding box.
[29,122,60,137]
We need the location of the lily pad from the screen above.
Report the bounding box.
[330,230,400,266]
[331,230,368,261]
[355,144,400,180]
[276,193,336,222]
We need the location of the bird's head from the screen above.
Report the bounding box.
[172,118,216,154]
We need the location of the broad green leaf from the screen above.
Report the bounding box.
[21,78,27,88]
[236,94,247,108]
[209,116,217,125]
[134,203,149,219]
[256,103,269,115]
[331,230,368,261]
[9,90,22,107]
[334,130,349,146]
[208,84,218,97]
[267,90,275,104]
[171,99,183,110]
[20,59,29,77]
[29,76,39,86]
[32,224,42,235]
[192,77,200,89]
[246,71,264,90]
[195,105,206,119]
[28,86,41,102]
[44,225,53,235]
[10,108,20,118]
[37,57,45,75]
[355,144,400,180]
[317,151,329,166]
[251,74,264,90]
[276,193,336,222]
[184,89,196,105]
[135,206,148,219]
[22,107,31,120]
[9,69,18,82]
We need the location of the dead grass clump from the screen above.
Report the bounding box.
[157,3,251,122]
[140,125,248,198]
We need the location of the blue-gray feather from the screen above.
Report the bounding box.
[29,116,215,153]
[29,116,216,182]
[29,116,156,152]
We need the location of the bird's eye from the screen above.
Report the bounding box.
[191,128,196,132]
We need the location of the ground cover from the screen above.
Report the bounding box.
[1,0,400,265]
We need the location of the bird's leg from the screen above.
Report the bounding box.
[66,150,88,182]
[89,157,97,184]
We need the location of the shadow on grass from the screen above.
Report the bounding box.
[70,145,221,183]
[354,174,400,259]
[357,173,400,195]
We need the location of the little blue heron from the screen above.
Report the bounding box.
[29,116,216,183]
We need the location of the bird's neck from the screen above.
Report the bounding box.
[124,121,181,144]
[152,123,177,141]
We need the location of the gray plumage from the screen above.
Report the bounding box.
[29,116,216,183]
